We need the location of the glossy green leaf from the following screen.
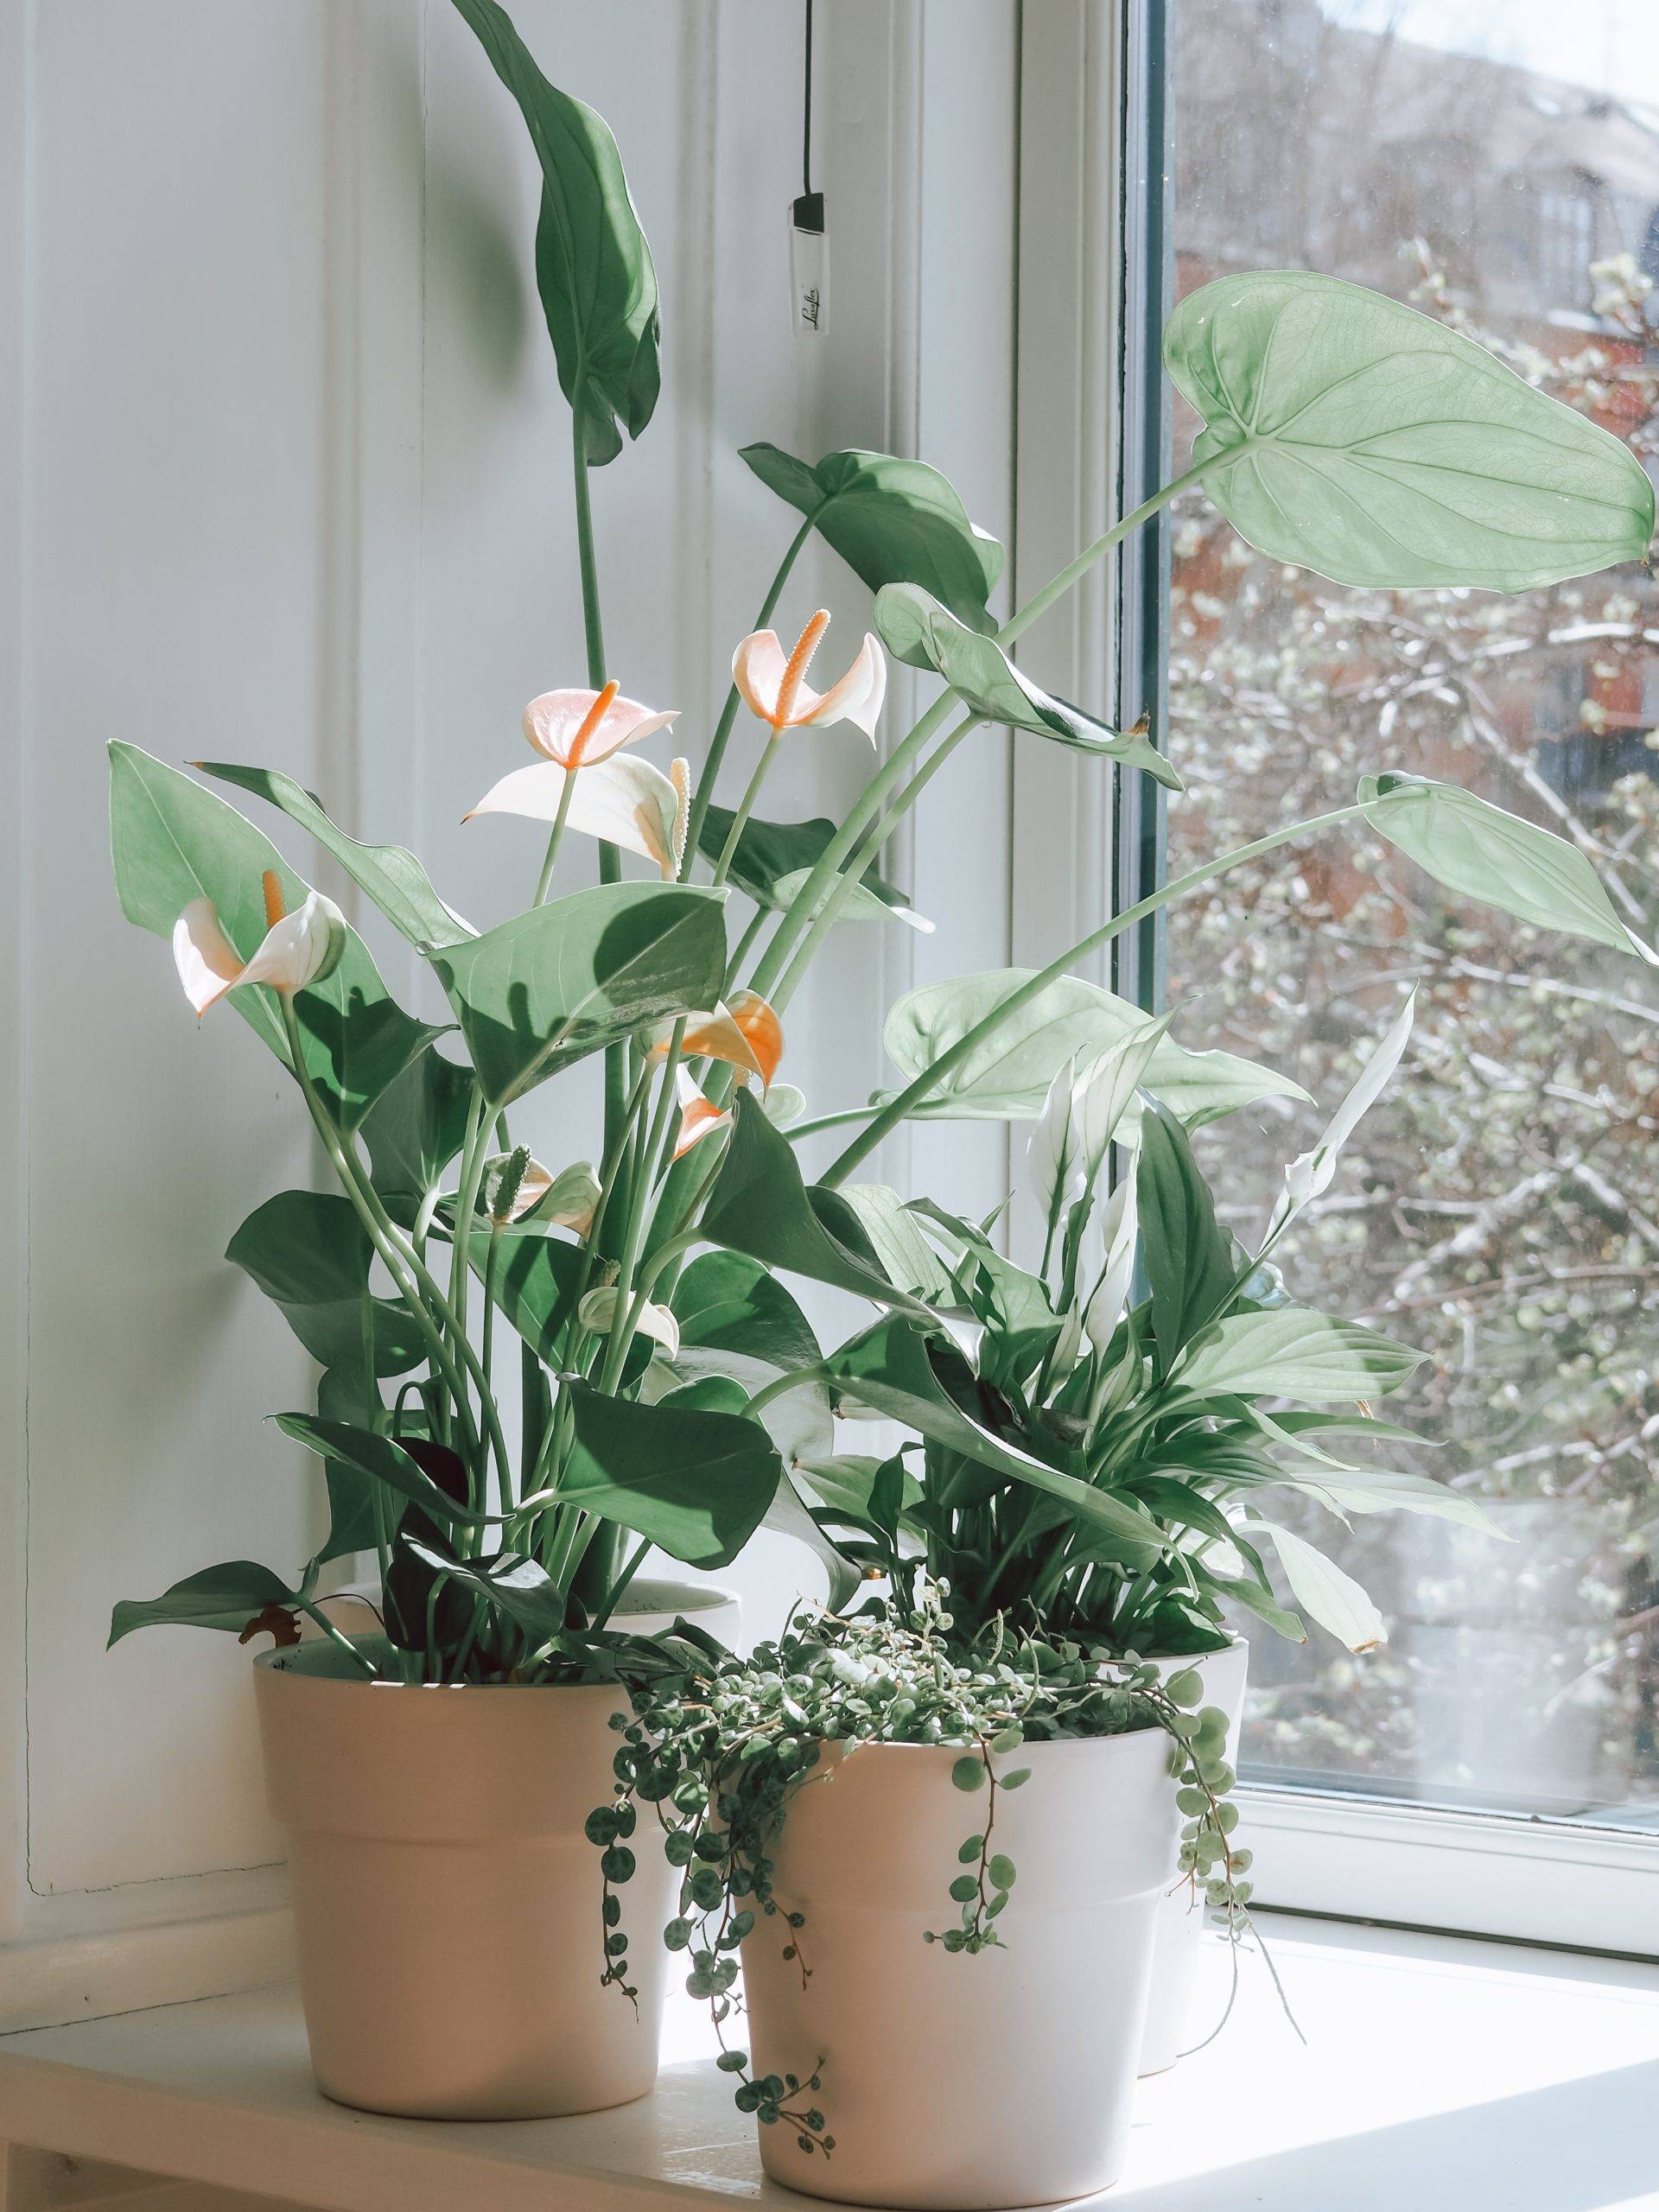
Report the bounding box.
[837,1185,957,1305]
[429,880,728,1108]
[467,1231,584,1365]
[1178,1309,1424,1402]
[1250,1518,1387,1652]
[313,1365,380,1566]
[880,969,1308,1126]
[109,1560,299,1646]
[109,744,442,1128]
[696,806,924,926]
[1166,269,1655,590]
[1136,1104,1238,1371]
[824,1316,1163,1554]
[360,1049,476,1229]
[741,444,1003,631]
[275,1414,480,1530]
[194,760,474,951]
[699,1092,928,1313]
[404,1536,573,1648]
[1362,772,1656,963]
[450,0,659,465]
[876,584,1181,790]
[226,1191,423,1380]
[796,1452,923,1525]
[671,1251,820,1371]
[556,1380,781,1569]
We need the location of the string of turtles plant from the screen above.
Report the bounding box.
[588,1596,1273,2161]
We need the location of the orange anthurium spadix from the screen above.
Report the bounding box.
[673,1066,732,1159]
[172,871,346,1017]
[522,681,678,768]
[467,753,688,879]
[649,988,784,1090]
[733,610,887,742]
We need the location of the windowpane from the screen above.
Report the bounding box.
[1166,0,1659,1827]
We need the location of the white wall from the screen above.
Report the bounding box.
[0,0,1028,2025]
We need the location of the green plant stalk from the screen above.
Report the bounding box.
[448,1087,489,1368]
[820,798,1378,1186]
[597,1026,688,1395]
[481,1228,511,1511]
[681,512,817,874]
[723,904,771,995]
[712,741,779,886]
[532,766,579,906]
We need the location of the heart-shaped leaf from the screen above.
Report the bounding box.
[194,761,474,951]
[741,444,1004,631]
[429,880,728,1108]
[875,583,1181,791]
[671,1251,821,1371]
[881,969,1307,1125]
[451,0,659,465]
[696,806,925,926]
[360,1049,477,1229]
[275,1413,482,1529]
[1178,1309,1424,1402]
[404,1536,574,1649]
[1362,772,1656,963]
[110,744,442,1128]
[556,1381,781,1569]
[108,1560,301,1646]
[226,1191,424,1380]
[1166,270,1655,589]
[466,1230,584,1364]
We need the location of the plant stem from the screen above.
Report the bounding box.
[532,767,578,906]
[569,392,626,1162]
[712,741,778,886]
[820,798,1376,1185]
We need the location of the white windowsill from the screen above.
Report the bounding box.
[0,1915,1656,2211]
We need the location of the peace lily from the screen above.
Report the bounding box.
[172,871,346,1017]
[1263,990,1417,1252]
[522,679,677,768]
[733,609,887,742]
[467,752,690,879]
[649,989,784,1090]
[1084,1178,1139,1355]
[576,1285,680,1359]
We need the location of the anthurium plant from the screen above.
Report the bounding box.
[107,0,1653,1692]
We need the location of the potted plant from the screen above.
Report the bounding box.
[104,0,1653,2151]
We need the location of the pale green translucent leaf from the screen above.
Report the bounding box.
[1179,1308,1424,1402]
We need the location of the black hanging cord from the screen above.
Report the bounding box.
[794,0,823,234]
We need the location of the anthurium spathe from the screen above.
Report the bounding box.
[674,1067,732,1159]
[522,680,677,767]
[172,871,346,1016]
[733,609,887,741]
[467,753,689,878]
[649,988,785,1091]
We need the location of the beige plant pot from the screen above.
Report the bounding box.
[255,1638,671,2120]
[741,1728,1177,2209]
[1138,1635,1250,2075]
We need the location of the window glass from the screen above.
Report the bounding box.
[1166,0,1659,1826]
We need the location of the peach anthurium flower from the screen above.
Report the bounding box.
[575,1286,680,1359]
[172,871,346,1017]
[648,988,784,1091]
[673,1066,732,1160]
[522,681,678,769]
[467,753,686,879]
[733,610,887,742]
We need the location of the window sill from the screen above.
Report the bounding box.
[0,1916,1655,2209]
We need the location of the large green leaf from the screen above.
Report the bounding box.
[881,969,1307,1126]
[671,1251,820,1370]
[556,1381,780,1569]
[698,1092,927,1313]
[696,806,924,926]
[109,743,442,1128]
[1136,1104,1238,1372]
[741,444,1003,631]
[1249,1518,1387,1652]
[824,1316,1164,1554]
[404,1538,573,1649]
[1165,270,1655,590]
[429,880,728,1108]
[451,0,659,465]
[467,1230,584,1364]
[109,1560,300,1646]
[1362,772,1656,963]
[876,584,1180,791]
[226,1191,423,1380]
[194,761,473,952]
[360,1049,476,1228]
[275,1413,480,1531]
[1178,1309,1424,1402]
[313,1365,380,1566]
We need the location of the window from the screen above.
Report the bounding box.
[1133,0,1659,1942]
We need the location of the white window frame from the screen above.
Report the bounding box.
[1012,0,1659,1960]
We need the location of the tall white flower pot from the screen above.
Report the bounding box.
[741,1728,1178,2209]
[1138,1636,1250,2075]
[255,1639,674,2120]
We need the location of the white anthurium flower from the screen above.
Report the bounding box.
[764,1083,807,1128]
[521,680,677,768]
[1265,989,1417,1249]
[481,1148,552,1227]
[172,871,346,1017]
[467,753,684,878]
[1071,1014,1174,1183]
[539,1161,602,1237]
[1084,1176,1139,1355]
[576,1286,681,1360]
[1027,1056,1085,1224]
[673,1065,732,1159]
[733,609,887,742]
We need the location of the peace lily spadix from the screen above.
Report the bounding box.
[733,610,887,742]
[172,871,346,1016]
[522,680,678,767]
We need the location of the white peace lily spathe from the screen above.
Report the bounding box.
[733,609,887,741]
[1026,1016,1172,1226]
[575,1286,680,1359]
[1084,1176,1140,1354]
[171,871,346,1016]
[467,752,690,879]
[1263,989,1417,1251]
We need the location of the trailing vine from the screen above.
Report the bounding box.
[589,1595,1271,2158]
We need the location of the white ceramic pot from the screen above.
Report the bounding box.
[255,1638,672,2120]
[740,1728,1177,2209]
[613,1575,742,1648]
[1138,1636,1250,2076]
